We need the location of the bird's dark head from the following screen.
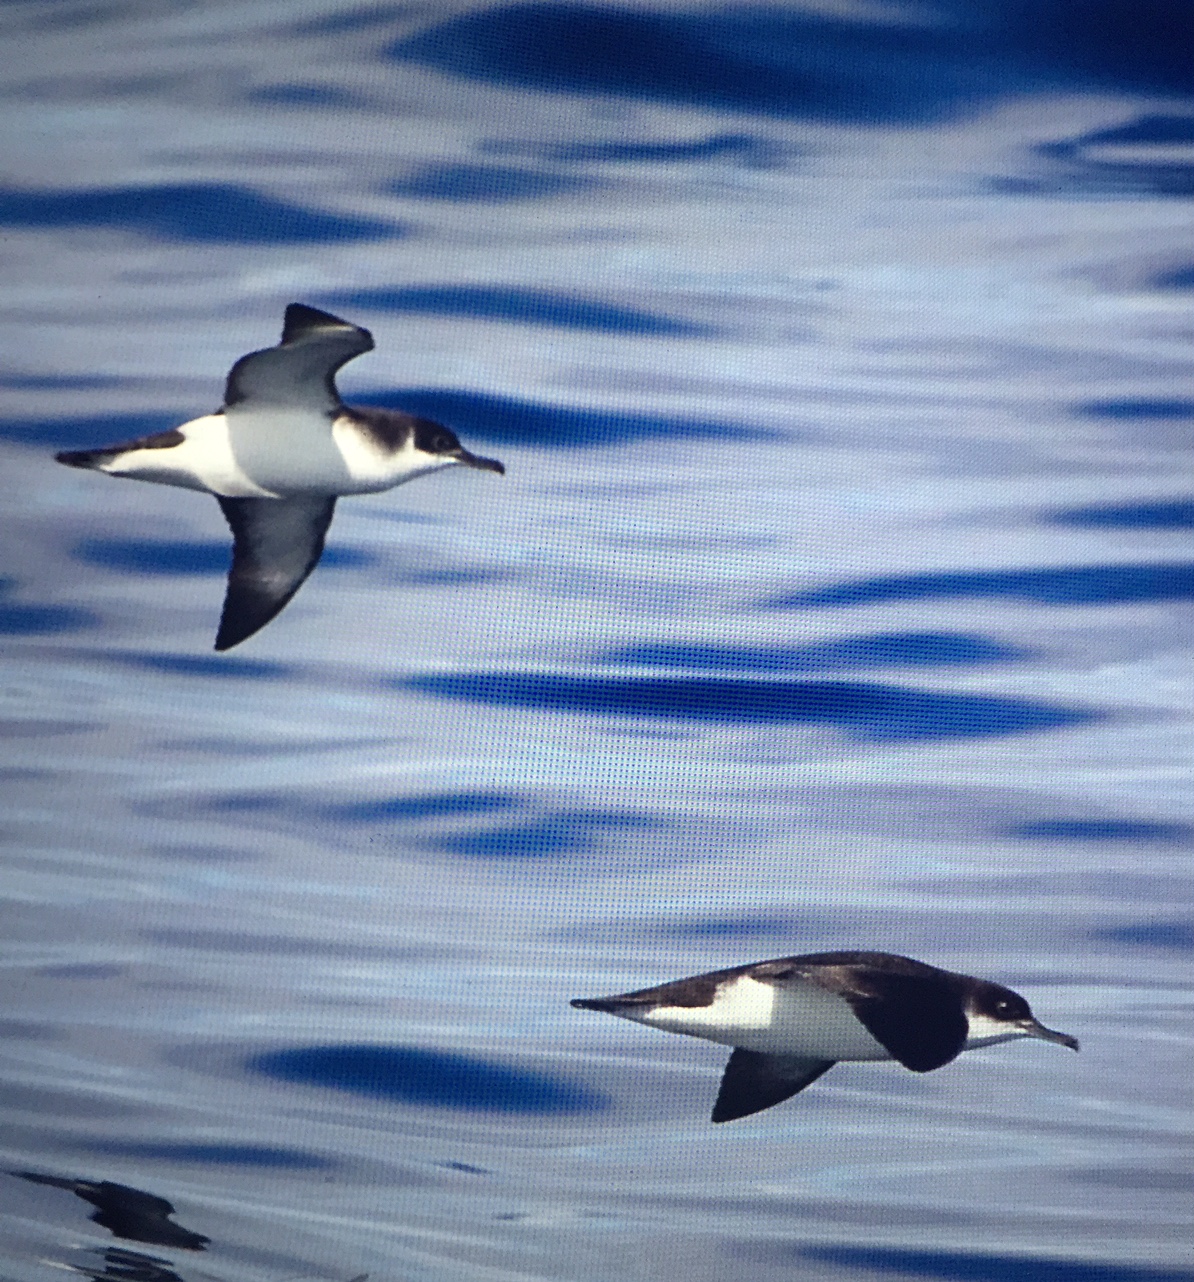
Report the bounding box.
[412,419,504,474]
[965,979,1078,1051]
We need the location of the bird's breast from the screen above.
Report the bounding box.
[222,407,353,495]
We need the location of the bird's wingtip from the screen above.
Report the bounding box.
[281,302,373,348]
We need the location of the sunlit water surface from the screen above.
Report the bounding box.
[2,3,1193,1281]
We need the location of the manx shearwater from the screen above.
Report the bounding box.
[572,950,1078,1123]
[57,304,504,649]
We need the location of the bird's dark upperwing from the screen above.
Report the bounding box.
[224,304,373,411]
[215,495,336,650]
[711,1050,835,1123]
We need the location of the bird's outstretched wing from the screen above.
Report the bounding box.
[215,495,336,650]
[711,1049,835,1123]
[223,304,373,411]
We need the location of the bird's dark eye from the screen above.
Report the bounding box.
[995,1000,1013,1015]
[434,434,454,452]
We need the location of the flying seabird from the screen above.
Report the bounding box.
[572,950,1078,1123]
[56,304,504,650]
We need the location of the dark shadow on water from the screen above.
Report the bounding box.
[771,562,1194,608]
[0,717,95,738]
[327,790,520,823]
[392,3,1194,124]
[385,566,502,588]
[1074,115,1194,145]
[0,577,95,636]
[0,372,123,391]
[77,1141,332,1170]
[7,411,182,450]
[1009,818,1194,843]
[326,284,707,335]
[0,182,395,243]
[401,671,1095,741]
[558,909,812,944]
[1091,921,1194,950]
[1154,262,1194,290]
[73,538,229,576]
[11,1172,208,1250]
[602,632,1030,672]
[356,387,766,448]
[74,538,371,576]
[796,1244,1194,1281]
[1050,499,1194,529]
[189,792,299,816]
[37,963,123,980]
[143,926,446,962]
[1070,1167,1194,1192]
[530,131,786,167]
[151,842,254,863]
[247,82,365,108]
[428,808,653,858]
[97,652,294,679]
[993,112,1194,199]
[391,4,962,123]
[387,160,593,202]
[250,1044,608,1115]
[138,788,665,864]
[177,788,522,825]
[1077,398,1194,420]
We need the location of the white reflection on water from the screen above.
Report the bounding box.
[2,2,1193,1281]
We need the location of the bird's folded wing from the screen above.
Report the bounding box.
[215,495,336,650]
[224,304,373,411]
[711,1049,835,1123]
[836,974,969,1071]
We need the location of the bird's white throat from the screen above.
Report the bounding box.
[962,1010,1030,1049]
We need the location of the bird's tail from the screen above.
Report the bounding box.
[55,449,106,470]
[570,996,643,1014]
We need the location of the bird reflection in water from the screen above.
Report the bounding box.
[69,1246,184,1282]
[12,1171,209,1250]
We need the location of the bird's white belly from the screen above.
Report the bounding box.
[643,976,893,1061]
[95,414,273,497]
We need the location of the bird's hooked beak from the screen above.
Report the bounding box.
[453,448,505,475]
[1022,1019,1079,1051]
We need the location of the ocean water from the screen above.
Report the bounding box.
[2,2,1193,1280]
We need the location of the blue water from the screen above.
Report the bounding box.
[2,2,1193,1281]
